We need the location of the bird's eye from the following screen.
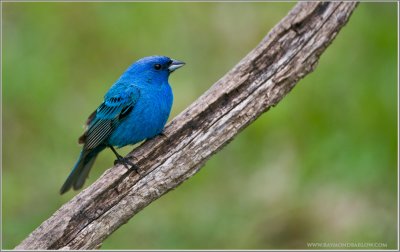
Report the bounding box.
[154,64,162,70]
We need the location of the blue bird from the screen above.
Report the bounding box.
[60,55,185,194]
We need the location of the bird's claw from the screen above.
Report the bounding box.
[158,132,172,145]
[114,157,140,174]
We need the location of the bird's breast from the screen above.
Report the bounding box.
[108,85,173,147]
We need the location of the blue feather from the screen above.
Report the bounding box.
[60,55,185,194]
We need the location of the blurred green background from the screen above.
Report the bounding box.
[2,2,397,249]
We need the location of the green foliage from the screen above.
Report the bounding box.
[2,2,397,249]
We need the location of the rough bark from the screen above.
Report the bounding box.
[16,2,358,250]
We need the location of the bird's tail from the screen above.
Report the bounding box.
[60,146,105,194]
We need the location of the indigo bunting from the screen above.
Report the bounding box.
[60,56,185,194]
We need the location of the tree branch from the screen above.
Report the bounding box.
[15,2,358,250]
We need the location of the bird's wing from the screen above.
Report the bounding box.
[78,86,140,150]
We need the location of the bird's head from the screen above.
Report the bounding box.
[122,55,185,87]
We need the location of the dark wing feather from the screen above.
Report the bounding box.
[84,117,115,149]
[78,110,96,144]
[79,86,140,150]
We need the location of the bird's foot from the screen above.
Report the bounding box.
[158,131,172,144]
[159,132,168,138]
[109,145,140,174]
[148,131,168,141]
[114,156,140,174]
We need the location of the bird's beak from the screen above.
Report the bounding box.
[168,59,185,73]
